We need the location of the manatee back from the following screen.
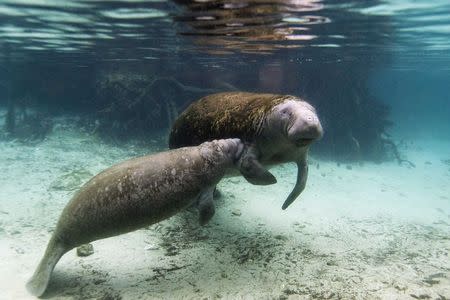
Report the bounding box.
[169,92,290,148]
[53,146,224,247]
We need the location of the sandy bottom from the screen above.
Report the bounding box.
[0,120,449,300]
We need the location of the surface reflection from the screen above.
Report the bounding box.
[0,0,449,63]
[174,0,327,53]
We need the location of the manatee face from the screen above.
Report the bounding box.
[273,99,323,147]
[217,138,245,162]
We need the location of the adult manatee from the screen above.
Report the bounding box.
[169,91,323,210]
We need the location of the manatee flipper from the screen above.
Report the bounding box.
[197,186,216,225]
[281,156,308,210]
[238,144,277,185]
[26,236,68,297]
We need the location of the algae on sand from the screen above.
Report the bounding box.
[49,168,93,192]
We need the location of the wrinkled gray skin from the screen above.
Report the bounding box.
[26,139,244,297]
[244,99,323,209]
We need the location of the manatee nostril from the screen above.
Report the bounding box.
[290,122,323,146]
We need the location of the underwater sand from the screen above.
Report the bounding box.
[0,118,449,300]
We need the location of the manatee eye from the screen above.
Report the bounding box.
[280,108,290,117]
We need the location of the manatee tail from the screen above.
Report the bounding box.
[282,158,309,210]
[26,236,68,297]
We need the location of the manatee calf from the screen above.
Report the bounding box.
[26,138,245,297]
[169,91,323,210]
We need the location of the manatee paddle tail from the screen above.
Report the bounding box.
[26,237,68,297]
[282,158,308,210]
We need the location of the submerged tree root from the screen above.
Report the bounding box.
[95,75,228,138]
[382,138,416,168]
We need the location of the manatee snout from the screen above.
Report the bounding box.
[287,103,323,146]
[217,138,244,162]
